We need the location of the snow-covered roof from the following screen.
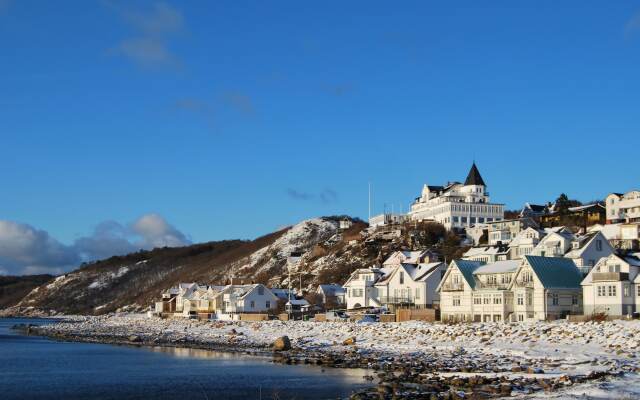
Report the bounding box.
[414,262,444,281]
[463,244,509,257]
[317,284,345,296]
[286,299,310,306]
[473,260,520,274]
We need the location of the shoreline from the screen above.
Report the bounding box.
[9,314,640,399]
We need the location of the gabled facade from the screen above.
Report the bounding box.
[508,227,545,259]
[374,262,445,308]
[216,284,278,315]
[509,256,583,321]
[407,163,505,229]
[316,284,346,306]
[437,260,482,321]
[343,268,388,309]
[486,217,539,245]
[531,228,576,257]
[563,231,614,274]
[581,254,640,316]
[438,260,518,322]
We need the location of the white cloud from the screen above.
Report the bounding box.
[0,214,190,276]
[130,213,189,248]
[108,1,184,68]
[0,221,80,276]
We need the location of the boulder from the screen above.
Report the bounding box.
[128,335,142,343]
[343,337,356,346]
[273,336,291,351]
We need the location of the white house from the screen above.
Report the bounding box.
[606,191,640,223]
[563,231,614,274]
[216,284,278,316]
[581,253,640,316]
[508,227,546,259]
[382,250,440,267]
[343,268,389,309]
[486,218,539,245]
[374,262,446,308]
[531,227,576,257]
[519,203,549,218]
[438,260,519,322]
[509,256,583,321]
[437,259,483,321]
[407,163,505,229]
[316,284,346,307]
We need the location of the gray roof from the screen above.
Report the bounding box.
[523,255,582,289]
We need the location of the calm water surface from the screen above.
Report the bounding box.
[0,318,372,400]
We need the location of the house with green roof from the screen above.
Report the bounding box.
[438,259,522,322]
[508,255,583,321]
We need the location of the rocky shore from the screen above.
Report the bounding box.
[18,314,640,399]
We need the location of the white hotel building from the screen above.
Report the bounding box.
[407,163,505,230]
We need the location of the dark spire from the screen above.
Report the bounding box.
[464,162,486,186]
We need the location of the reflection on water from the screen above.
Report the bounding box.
[0,318,373,400]
[147,345,259,360]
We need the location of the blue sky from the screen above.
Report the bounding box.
[1,1,640,274]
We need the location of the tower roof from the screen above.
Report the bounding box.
[464,162,486,186]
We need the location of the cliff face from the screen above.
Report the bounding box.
[7,216,456,316]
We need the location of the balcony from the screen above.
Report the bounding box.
[377,296,415,305]
[442,282,465,291]
[592,272,629,282]
[476,282,511,290]
[514,280,534,288]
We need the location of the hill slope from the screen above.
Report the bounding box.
[6,216,460,316]
[0,275,53,309]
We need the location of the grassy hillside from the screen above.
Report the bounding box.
[0,275,54,309]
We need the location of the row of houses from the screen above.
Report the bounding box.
[154,283,309,320]
[344,219,640,321]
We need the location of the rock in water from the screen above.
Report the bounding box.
[273,336,291,351]
[128,335,142,343]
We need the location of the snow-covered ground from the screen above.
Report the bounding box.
[36,315,640,397]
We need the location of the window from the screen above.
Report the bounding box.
[624,285,630,297]
[453,216,459,223]
[483,295,490,304]
[415,288,420,299]
[527,293,532,305]
[517,294,524,305]
[474,296,481,305]
[596,240,603,251]
[453,296,461,306]
[493,296,502,304]
[608,286,616,296]
[250,300,255,308]
[597,285,605,297]
[551,293,559,306]
[266,301,271,308]
[518,314,524,321]
[399,271,404,284]
[637,285,640,297]
[572,295,578,305]
[258,286,264,295]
